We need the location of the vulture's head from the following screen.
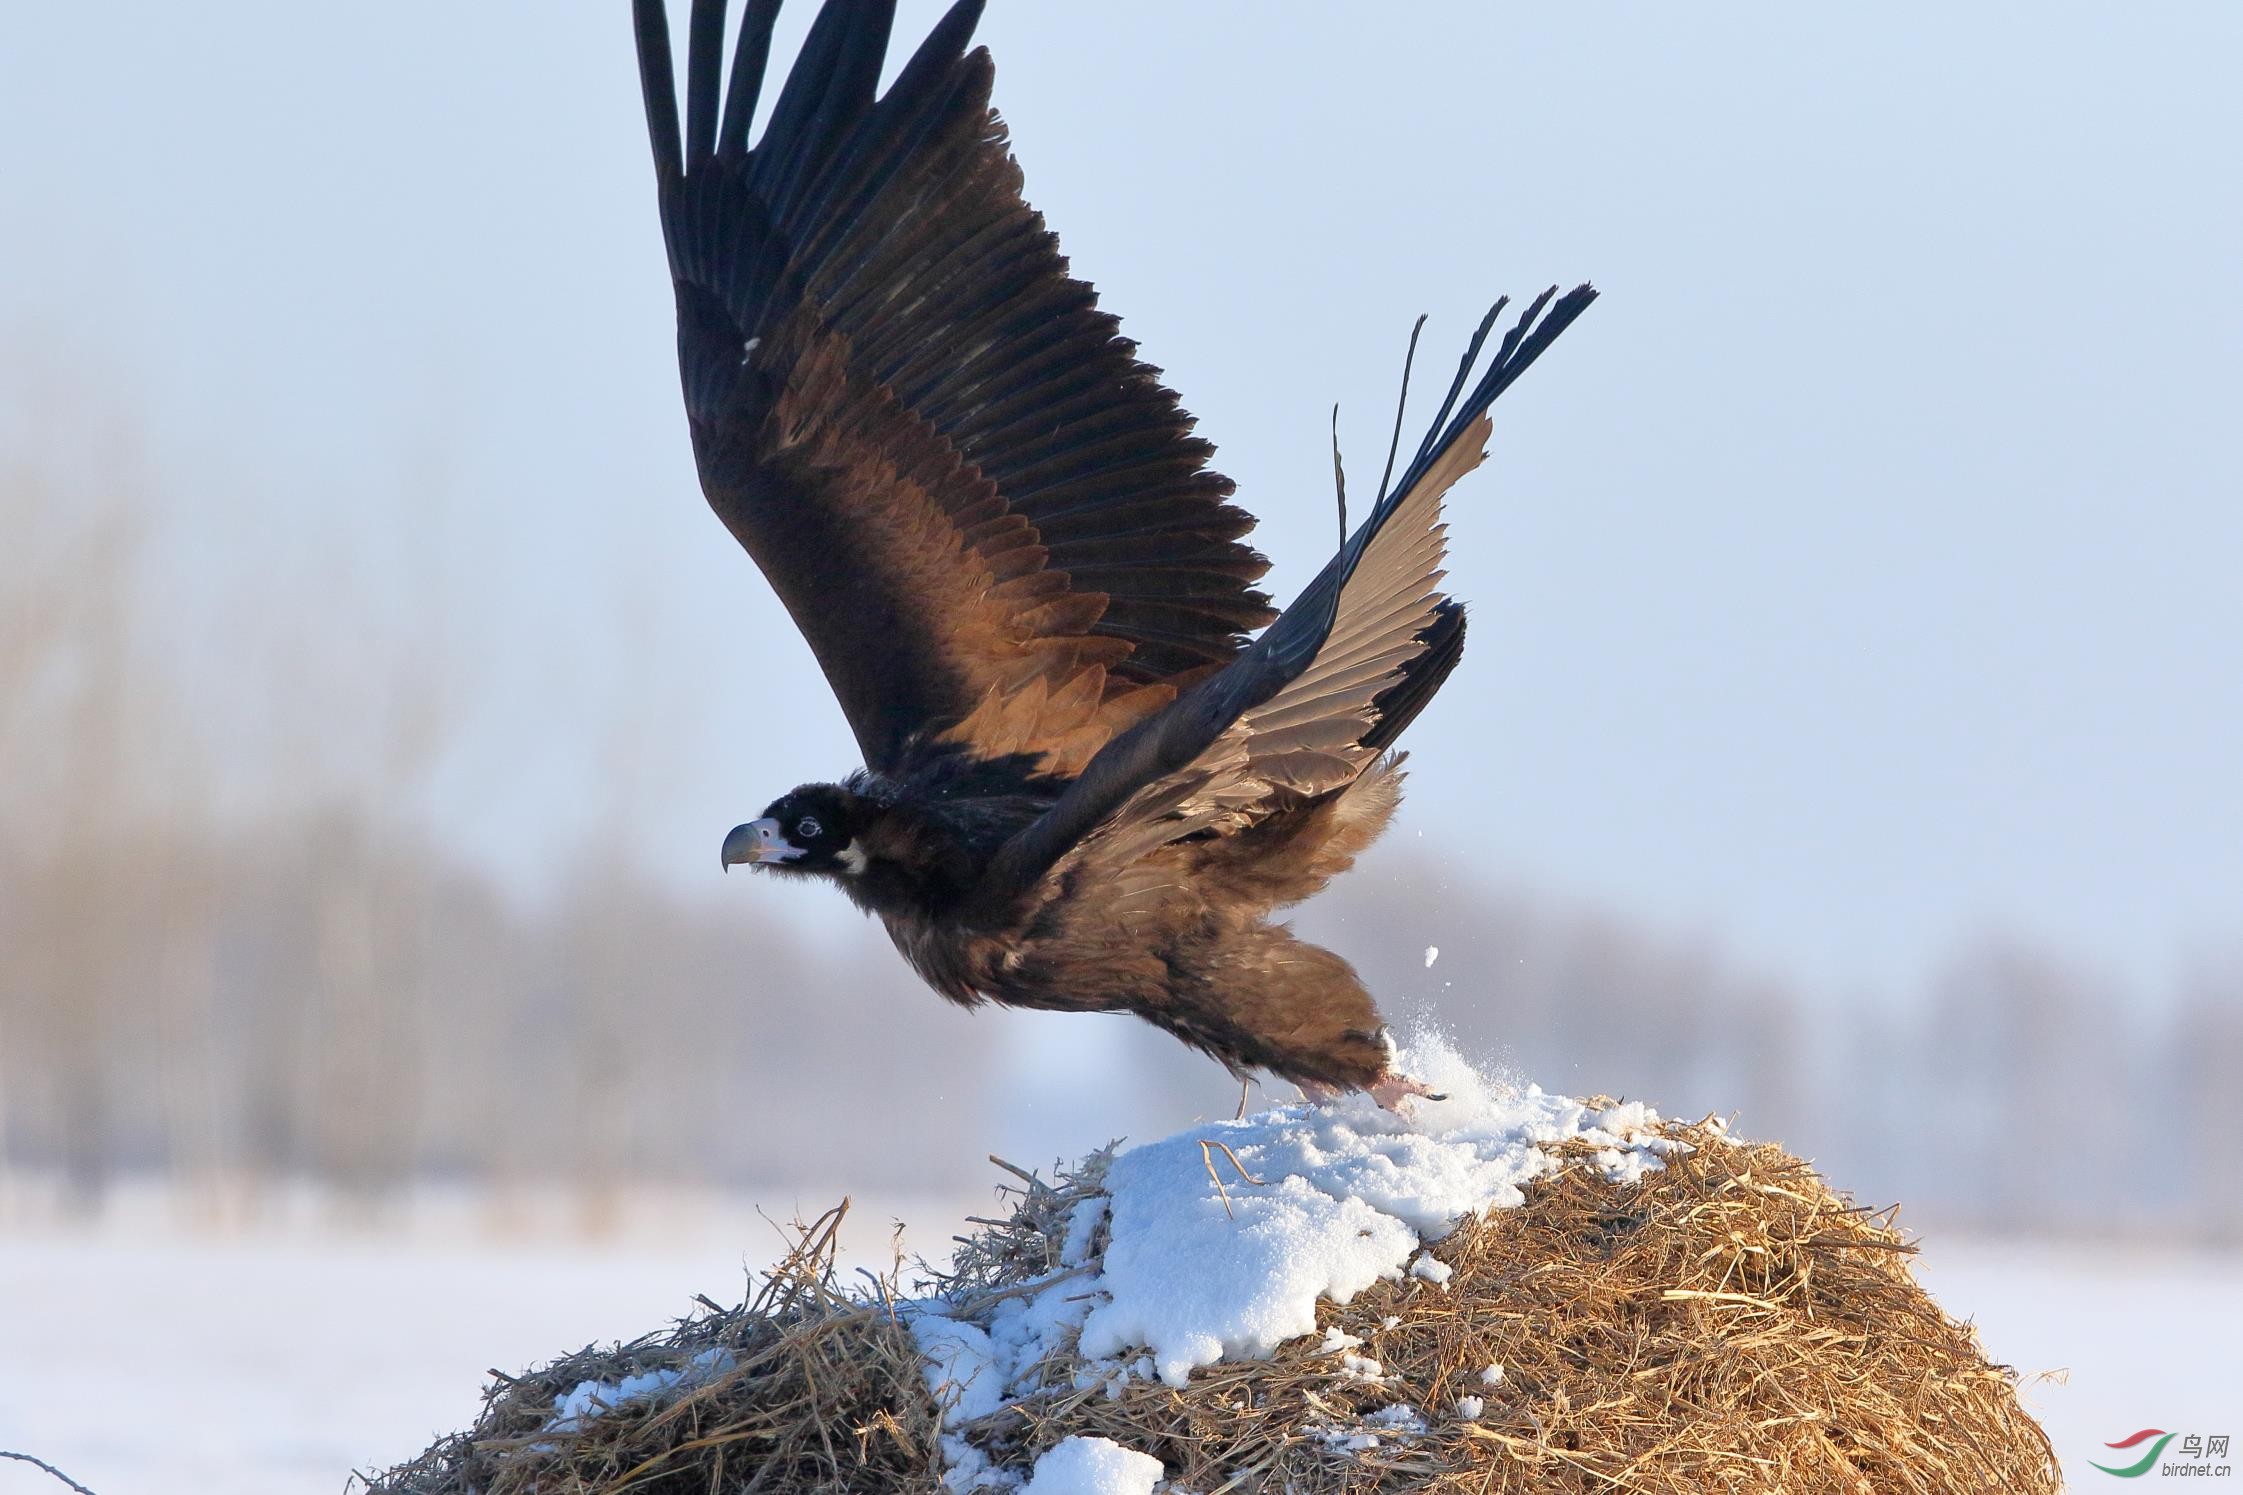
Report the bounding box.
[722,784,871,878]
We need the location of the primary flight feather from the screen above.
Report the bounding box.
[634,0,1594,1105]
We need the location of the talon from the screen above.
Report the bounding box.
[1368,1073,1440,1111]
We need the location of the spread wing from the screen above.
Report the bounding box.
[633,0,1274,777]
[974,285,1598,912]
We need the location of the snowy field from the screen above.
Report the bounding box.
[1,1190,2236,1493]
[1910,1237,2243,1482]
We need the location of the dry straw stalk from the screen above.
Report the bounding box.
[365,1118,2058,1494]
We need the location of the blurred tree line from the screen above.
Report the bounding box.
[2,391,2236,1243]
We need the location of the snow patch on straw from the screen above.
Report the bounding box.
[908,1031,1682,1487]
[542,1346,735,1435]
[1018,1435,1163,1494]
[1076,1031,1680,1385]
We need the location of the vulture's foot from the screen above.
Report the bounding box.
[1295,1075,1447,1111]
[1368,1073,1446,1111]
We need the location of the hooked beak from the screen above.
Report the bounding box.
[721,818,802,871]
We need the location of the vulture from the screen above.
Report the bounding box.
[632,0,1594,1106]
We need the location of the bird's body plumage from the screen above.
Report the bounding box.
[635,0,1594,1098]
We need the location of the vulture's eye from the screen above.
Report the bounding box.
[796,817,822,840]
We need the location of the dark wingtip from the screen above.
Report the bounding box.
[923,0,988,56]
[718,0,785,163]
[685,0,728,161]
[750,0,897,215]
[883,0,986,112]
[1384,277,1597,514]
[1329,402,1349,551]
[1375,312,1431,506]
[633,0,686,180]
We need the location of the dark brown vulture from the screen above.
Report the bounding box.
[633,0,1594,1105]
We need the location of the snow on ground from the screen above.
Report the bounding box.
[1,1062,2238,1494]
[5,1226,2227,1495]
[0,1183,972,1495]
[1909,1236,2243,1484]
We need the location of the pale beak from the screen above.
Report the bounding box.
[721,818,802,871]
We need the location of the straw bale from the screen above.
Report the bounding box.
[364,1118,2057,1494]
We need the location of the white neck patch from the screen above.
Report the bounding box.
[837,840,869,876]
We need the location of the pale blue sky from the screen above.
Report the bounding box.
[4,1,2239,1005]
